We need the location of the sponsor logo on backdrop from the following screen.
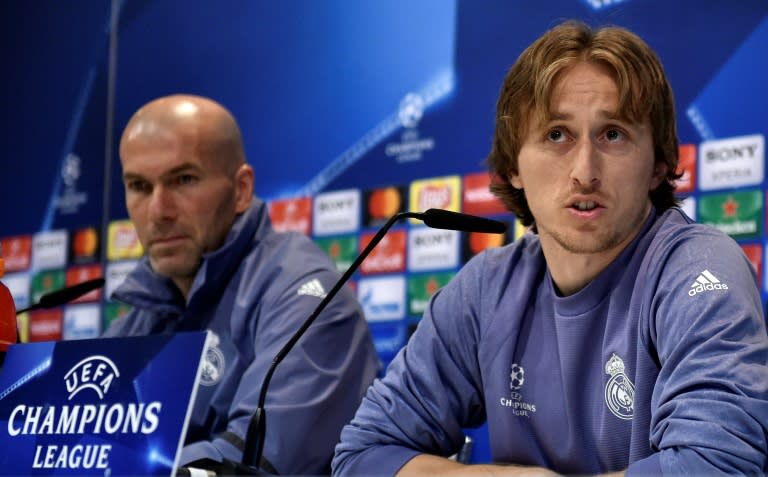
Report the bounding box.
[29,309,63,342]
[680,196,696,221]
[462,172,507,216]
[513,221,530,241]
[409,176,461,224]
[102,302,132,329]
[674,144,697,194]
[3,273,30,309]
[604,353,635,420]
[65,264,103,304]
[364,186,406,227]
[313,189,360,236]
[63,304,101,340]
[55,153,89,215]
[360,230,406,274]
[70,227,100,264]
[699,134,764,190]
[499,362,537,417]
[30,269,65,304]
[463,225,511,263]
[314,235,358,272]
[407,272,454,315]
[269,196,312,235]
[104,261,139,300]
[32,230,69,270]
[385,93,435,163]
[740,244,762,285]
[369,322,407,359]
[107,221,143,260]
[698,190,762,239]
[408,228,459,271]
[1,235,32,272]
[358,276,405,321]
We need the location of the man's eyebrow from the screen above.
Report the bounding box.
[122,163,201,182]
[547,110,620,121]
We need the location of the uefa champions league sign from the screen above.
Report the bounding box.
[0,332,207,476]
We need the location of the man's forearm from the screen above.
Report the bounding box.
[396,454,625,477]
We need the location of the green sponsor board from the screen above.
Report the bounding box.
[698,189,762,240]
[314,235,358,272]
[30,269,65,304]
[103,301,133,329]
[408,272,455,316]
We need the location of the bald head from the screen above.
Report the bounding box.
[118,94,255,297]
[120,94,246,173]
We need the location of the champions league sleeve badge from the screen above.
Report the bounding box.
[604,353,635,420]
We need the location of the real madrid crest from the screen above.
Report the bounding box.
[200,331,226,387]
[604,353,634,420]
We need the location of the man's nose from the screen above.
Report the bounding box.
[147,186,177,222]
[570,139,601,189]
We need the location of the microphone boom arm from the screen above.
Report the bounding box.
[242,210,423,469]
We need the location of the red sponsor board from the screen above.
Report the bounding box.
[65,264,104,303]
[269,196,312,235]
[29,308,63,342]
[740,243,762,285]
[1,235,32,272]
[462,172,507,216]
[359,229,406,274]
[675,144,697,194]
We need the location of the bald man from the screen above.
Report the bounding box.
[104,94,379,475]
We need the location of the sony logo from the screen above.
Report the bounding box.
[705,144,759,162]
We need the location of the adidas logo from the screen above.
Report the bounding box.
[688,270,729,297]
[297,278,327,298]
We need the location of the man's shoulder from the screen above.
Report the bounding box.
[650,207,738,250]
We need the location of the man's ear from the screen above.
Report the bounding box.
[650,162,668,190]
[510,170,523,189]
[234,163,254,213]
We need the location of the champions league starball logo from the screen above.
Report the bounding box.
[398,93,424,129]
[509,363,525,390]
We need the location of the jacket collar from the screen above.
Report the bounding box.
[112,198,272,313]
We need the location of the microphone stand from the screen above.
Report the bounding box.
[241,210,426,471]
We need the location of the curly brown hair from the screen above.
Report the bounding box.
[487,20,681,227]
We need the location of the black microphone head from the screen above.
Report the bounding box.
[421,209,507,234]
[38,277,106,309]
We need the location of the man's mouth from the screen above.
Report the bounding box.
[572,201,598,211]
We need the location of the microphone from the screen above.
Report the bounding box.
[420,208,507,234]
[15,277,105,315]
[234,209,506,474]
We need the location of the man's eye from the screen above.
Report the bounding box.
[605,129,624,142]
[547,128,567,143]
[177,174,198,185]
[127,181,149,193]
